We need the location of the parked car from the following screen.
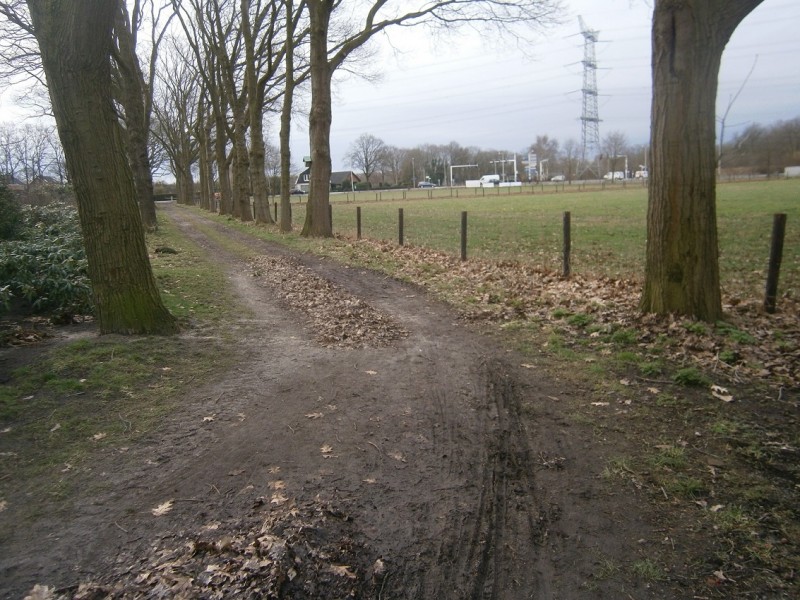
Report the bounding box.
[634,170,649,179]
[418,181,435,188]
[603,171,626,181]
[550,175,565,182]
[290,188,307,195]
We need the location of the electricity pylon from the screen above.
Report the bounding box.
[578,16,601,178]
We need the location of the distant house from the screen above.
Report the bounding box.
[295,168,361,192]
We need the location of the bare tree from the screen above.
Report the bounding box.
[601,130,628,179]
[346,133,386,189]
[151,39,200,206]
[303,0,563,237]
[381,145,406,186]
[641,0,764,322]
[25,0,177,334]
[561,138,579,183]
[0,123,21,182]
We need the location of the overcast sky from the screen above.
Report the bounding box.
[1,1,796,176]
[315,0,800,170]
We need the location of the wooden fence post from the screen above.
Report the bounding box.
[398,208,404,246]
[764,213,787,313]
[356,206,362,240]
[461,211,468,261]
[562,211,571,278]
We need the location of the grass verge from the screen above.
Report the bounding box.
[0,212,239,521]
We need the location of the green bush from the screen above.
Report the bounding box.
[0,200,93,320]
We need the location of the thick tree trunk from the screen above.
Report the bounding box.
[302,0,333,237]
[231,111,252,222]
[641,0,763,322]
[249,119,272,224]
[241,0,273,225]
[27,0,177,335]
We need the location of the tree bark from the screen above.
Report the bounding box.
[113,2,157,231]
[241,0,273,225]
[302,0,333,237]
[641,0,763,321]
[27,0,177,335]
[279,0,296,232]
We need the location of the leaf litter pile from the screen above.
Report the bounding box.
[250,255,408,348]
[341,238,798,389]
[25,499,383,599]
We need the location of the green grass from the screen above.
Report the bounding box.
[315,179,800,295]
[0,210,238,509]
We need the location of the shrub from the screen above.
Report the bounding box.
[0,200,93,321]
[673,367,711,387]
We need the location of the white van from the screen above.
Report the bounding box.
[479,174,500,186]
[603,171,625,181]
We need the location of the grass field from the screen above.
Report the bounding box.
[286,178,799,301]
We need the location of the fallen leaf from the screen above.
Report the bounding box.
[203,415,215,422]
[23,584,55,600]
[710,504,725,513]
[389,451,406,462]
[268,466,281,474]
[270,493,288,505]
[268,480,285,490]
[712,570,732,583]
[330,564,357,579]
[619,378,631,386]
[363,478,377,484]
[0,427,11,433]
[49,423,61,433]
[0,499,7,512]
[711,385,734,402]
[590,402,610,407]
[227,469,245,476]
[320,445,333,454]
[365,370,378,375]
[520,363,535,369]
[91,432,107,441]
[305,412,324,419]
[647,387,660,394]
[151,500,174,516]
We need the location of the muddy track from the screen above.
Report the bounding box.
[1,204,674,598]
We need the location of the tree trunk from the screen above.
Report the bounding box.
[214,113,233,215]
[241,0,273,225]
[302,0,333,237]
[641,0,763,322]
[113,3,158,231]
[231,109,252,222]
[279,0,296,233]
[27,0,177,335]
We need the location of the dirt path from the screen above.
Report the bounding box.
[2,204,677,599]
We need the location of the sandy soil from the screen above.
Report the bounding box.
[1,204,685,599]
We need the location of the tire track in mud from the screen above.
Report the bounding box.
[412,358,558,600]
